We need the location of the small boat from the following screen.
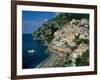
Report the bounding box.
[27,49,35,55]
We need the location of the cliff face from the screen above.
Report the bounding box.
[32,13,89,67]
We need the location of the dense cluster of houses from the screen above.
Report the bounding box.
[49,19,89,66]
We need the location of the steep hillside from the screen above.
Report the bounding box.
[32,13,89,44]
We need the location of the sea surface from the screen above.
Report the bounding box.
[22,34,49,69]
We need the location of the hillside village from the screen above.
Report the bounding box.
[33,13,89,67]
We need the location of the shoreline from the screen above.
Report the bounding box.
[36,51,53,68]
[36,46,60,68]
[36,44,70,68]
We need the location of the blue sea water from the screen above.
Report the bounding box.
[22,34,49,69]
